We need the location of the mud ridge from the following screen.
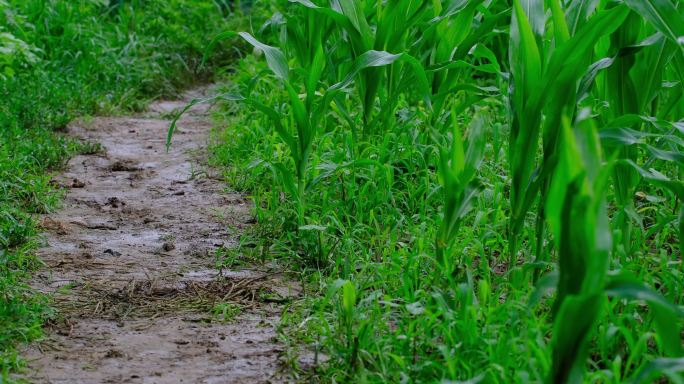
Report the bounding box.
[18,88,296,384]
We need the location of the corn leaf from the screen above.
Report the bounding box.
[622,0,684,49]
[631,358,684,384]
[605,272,683,357]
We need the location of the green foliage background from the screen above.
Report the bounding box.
[202,0,684,382]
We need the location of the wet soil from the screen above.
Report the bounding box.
[18,89,295,383]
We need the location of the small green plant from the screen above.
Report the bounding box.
[212,302,242,323]
[434,112,486,270]
[214,246,245,269]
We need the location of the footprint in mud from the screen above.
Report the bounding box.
[104,196,125,208]
[109,160,140,172]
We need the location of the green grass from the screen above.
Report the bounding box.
[201,1,684,382]
[0,126,83,377]
[0,0,239,377]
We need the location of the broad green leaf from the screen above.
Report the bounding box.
[289,0,353,31]
[342,280,357,316]
[338,0,373,49]
[453,9,510,61]
[528,270,559,307]
[542,6,630,102]
[577,34,665,101]
[508,0,543,238]
[549,294,605,384]
[631,357,684,384]
[238,32,290,81]
[633,36,676,111]
[510,0,542,103]
[325,279,348,302]
[546,115,583,244]
[203,31,290,81]
[548,0,570,43]
[520,0,545,38]
[618,159,684,197]
[449,120,466,177]
[329,50,431,107]
[463,115,487,182]
[306,43,326,110]
[330,50,402,91]
[566,0,599,35]
[622,0,684,49]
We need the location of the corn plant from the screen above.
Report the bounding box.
[419,0,508,122]
[170,28,429,228]
[586,0,684,259]
[546,111,682,384]
[434,112,486,269]
[545,111,614,384]
[288,0,437,138]
[507,0,630,268]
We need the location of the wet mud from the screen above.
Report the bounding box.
[18,89,295,384]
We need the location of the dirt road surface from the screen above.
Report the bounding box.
[18,89,293,384]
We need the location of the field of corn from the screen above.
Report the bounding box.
[1,0,683,382]
[198,0,684,382]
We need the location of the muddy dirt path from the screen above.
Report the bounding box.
[19,89,292,383]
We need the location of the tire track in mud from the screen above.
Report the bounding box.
[18,89,295,384]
